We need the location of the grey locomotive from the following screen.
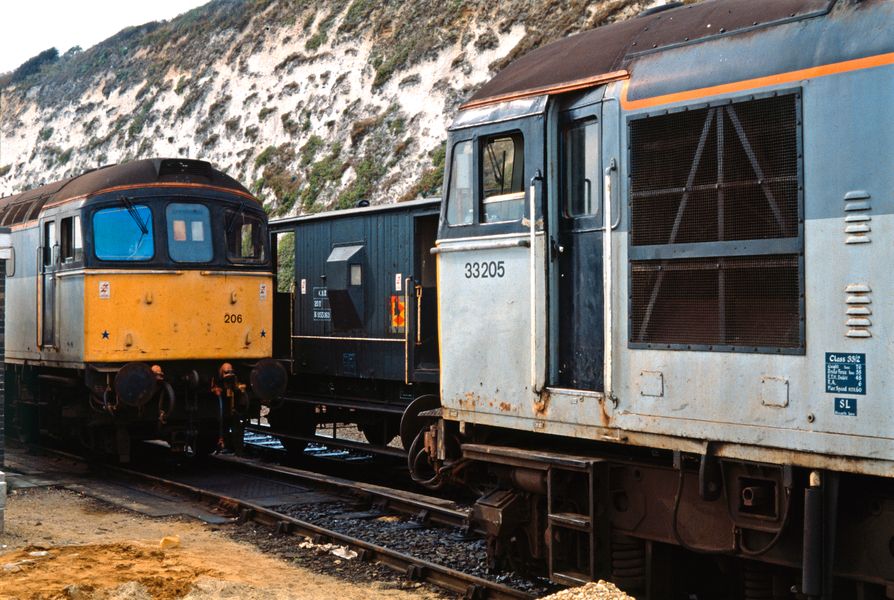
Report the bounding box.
[421,0,894,597]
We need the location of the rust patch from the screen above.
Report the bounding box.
[598,396,612,427]
[533,391,549,416]
[459,391,480,411]
[499,402,512,412]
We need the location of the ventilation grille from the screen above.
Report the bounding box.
[843,190,871,244]
[630,95,799,246]
[631,256,801,349]
[845,283,872,338]
[156,159,212,179]
[628,92,803,352]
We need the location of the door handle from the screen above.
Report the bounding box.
[415,284,423,345]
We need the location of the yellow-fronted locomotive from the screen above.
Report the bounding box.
[1,158,285,460]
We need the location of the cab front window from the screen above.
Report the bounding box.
[93,205,154,261]
[166,203,212,263]
[226,209,267,263]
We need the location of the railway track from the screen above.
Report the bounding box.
[211,452,473,531]
[11,445,538,600]
[108,467,529,599]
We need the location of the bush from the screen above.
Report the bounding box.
[10,48,58,84]
[399,142,446,201]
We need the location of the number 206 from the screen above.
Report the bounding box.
[464,261,505,279]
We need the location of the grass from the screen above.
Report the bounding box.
[298,143,345,212]
[254,145,278,168]
[127,101,153,138]
[299,135,324,166]
[399,142,446,201]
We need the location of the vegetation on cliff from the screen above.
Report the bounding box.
[0,0,662,211]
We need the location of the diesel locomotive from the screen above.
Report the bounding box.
[1,158,284,461]
[272,0,894,597]
[423,0,894,597]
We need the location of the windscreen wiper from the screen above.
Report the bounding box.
[226,199,246,233]
[121,196,149,235]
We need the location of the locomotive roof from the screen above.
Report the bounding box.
[0,158,257,227]
[464,0,838,108]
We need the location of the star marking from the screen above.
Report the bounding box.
[260,329,267,338]
[101,330,110,340]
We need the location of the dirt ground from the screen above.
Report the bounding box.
[0,487,446,600]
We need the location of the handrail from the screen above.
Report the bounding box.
[430,238,529,254]
[529,171,543,393]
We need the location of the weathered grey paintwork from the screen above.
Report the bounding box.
[5,205,87,367]
[437,0,894,476]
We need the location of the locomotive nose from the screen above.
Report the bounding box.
[250,358,288,402]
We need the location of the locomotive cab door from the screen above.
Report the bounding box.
[553,101,605,391]
[39,218,58,349]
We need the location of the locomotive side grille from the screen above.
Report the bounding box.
[628,92,803,352]
[630,95,799,245]
[630,256,801,349]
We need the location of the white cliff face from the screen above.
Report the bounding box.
[0,0,658,214]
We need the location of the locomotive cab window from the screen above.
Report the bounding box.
[564,120,600,220]
[94,205,154,261]
[43,221,56,266]
[226,209,266,263]
[167,203,212,263]
[447,140,474,226]
[60,216,82,263]
[481,133,524,223]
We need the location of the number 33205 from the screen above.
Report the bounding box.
[464,261,505,279]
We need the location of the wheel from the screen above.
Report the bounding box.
[266,403,316,459]
[399,394,440,451]
[358,416,400,446]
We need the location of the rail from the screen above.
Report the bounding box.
[88,454,530,599]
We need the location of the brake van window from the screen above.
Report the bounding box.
[93,205,154,261]
[481,133,524,223]
[166,203,212,263]
[226,210,266,263]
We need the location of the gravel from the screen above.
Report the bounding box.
[539,581,634,600]
[273,500,564,597]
